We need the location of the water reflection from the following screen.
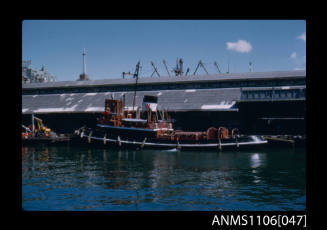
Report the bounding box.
[103,149,107,162]
[250,153,267,184]
[250,153,266,169]
[38,148,49,162]
[22,146,306,210]
[149,153,176,188]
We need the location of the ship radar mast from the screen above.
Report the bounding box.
[132,61,141,112]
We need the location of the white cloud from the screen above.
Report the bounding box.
[290,52,297,59]
[290,52,306,70]
[226,40,252,53]
[297,32,306,41]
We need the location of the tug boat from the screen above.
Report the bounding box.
[72,61,267,151]
[73,95,267,151]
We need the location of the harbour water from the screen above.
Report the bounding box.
[22,145,306,211]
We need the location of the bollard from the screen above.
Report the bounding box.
[117,136,121,147]
[88,131,93,143]
[177,141,181,150]
[141,137,147,148]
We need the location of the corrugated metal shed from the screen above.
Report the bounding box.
[22,88,241,114]
[22,70,306,89]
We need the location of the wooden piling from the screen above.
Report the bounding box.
[88,131,93,143]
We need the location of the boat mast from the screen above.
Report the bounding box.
[132,61,140,112]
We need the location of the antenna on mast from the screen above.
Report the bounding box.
[249,61,253,72]
[227,60,230,74]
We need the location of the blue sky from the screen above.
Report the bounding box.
[22,20,306,81]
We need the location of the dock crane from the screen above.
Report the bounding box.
[185,67,190,76]
[173,58,184,76]
[150,61,161,77]
[214,61,221,74]
[162,60,171,77]
[193,60,209,75]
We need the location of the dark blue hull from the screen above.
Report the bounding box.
[72,127,268,151]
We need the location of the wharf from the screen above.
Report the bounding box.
[262,135,306,148]
[22,135,71,146]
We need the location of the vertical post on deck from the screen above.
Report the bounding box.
[218,137,222,151]
[31,114,35,137]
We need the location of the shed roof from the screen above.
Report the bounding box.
[22,88,241,114]
[22,70,306,90]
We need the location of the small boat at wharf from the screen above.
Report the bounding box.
[72,61,267,151]
[22,115,70,146]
